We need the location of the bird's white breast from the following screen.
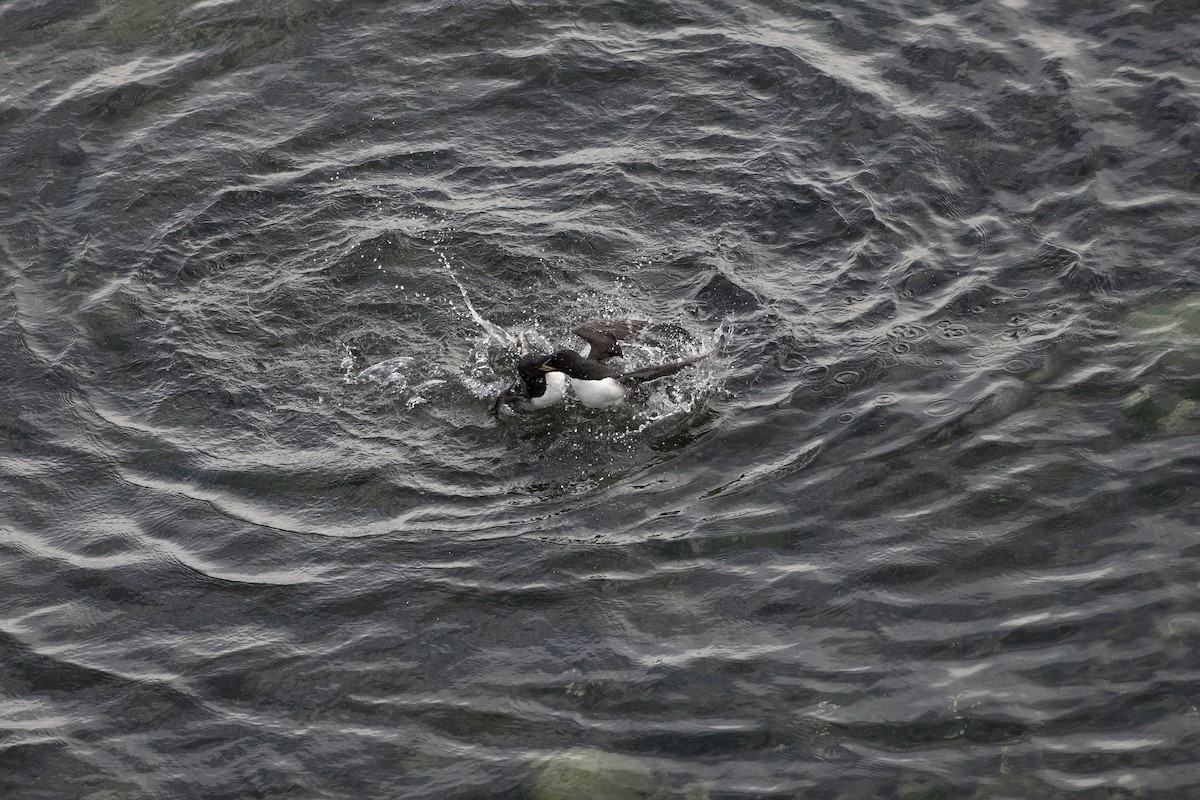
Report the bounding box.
[570,377,628,408]
[525,372,566,410]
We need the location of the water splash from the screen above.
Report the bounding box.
[351,356,415,387]
[433,247,512,347]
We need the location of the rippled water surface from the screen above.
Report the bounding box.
[3,0,1200,797]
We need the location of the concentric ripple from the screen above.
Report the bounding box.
[1,0,1199,797]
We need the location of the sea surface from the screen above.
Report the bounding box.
[2,0,1199,797]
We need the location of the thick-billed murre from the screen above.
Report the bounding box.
[493,319,718,414]
[493,319,648,415]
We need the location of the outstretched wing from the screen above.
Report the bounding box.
[571,319,648,362]
[620,350,711,386]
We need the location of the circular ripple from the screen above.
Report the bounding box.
[939,324,969,339]
[819,382,849,399]
[1012,288,1031,299]
[871,350,900,369]
[964,530,983,540]
[801,365,829,381]
[836,411,856,424]
[833,370,860,385]
[887,323,929,341]
[873,392,900,406]
[924,398,960,417]
[1003,356,1037,374]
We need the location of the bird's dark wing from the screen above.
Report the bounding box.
[571,319,648,362]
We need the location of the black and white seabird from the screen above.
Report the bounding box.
[542,346,714,409]
[493,320,647,415]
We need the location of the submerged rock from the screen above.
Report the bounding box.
[529,748,656,800]
[1125,292,1200,341]
[1121,384,1200,434]
[1122,292,1200,432]
[1125,292,1200,366]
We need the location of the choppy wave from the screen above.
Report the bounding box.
[2,0,1199,796]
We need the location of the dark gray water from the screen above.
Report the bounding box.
[3,0,1199,797]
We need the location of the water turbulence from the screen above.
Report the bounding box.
[1,0,1199,797]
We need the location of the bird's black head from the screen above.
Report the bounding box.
[516,353,555,380]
